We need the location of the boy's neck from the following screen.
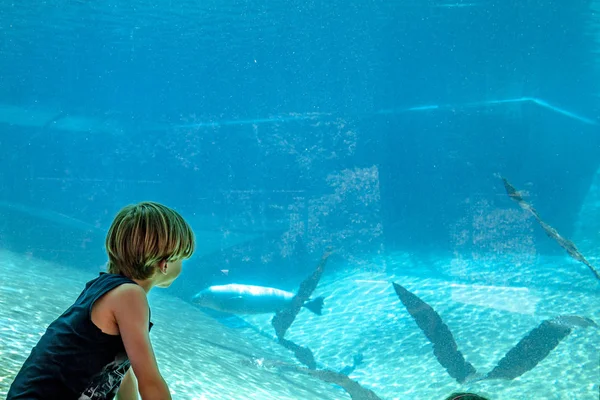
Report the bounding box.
[132,278,154,293]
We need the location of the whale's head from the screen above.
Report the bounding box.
[191,289,216,308]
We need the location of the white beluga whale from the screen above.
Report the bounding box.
[192,283,324,315]
[194,249,333,370]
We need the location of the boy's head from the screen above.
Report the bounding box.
[105,201,195,281]
[443,393,489,400]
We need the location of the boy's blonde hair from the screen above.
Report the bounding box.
[105,201,195,280]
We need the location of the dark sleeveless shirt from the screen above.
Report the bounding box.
[7,272,153,400]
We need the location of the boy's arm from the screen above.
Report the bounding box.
[116,369,138,400]
[113,284,172,400]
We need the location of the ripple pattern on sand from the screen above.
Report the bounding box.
[0,250,346,399]
[1,249,599,400]
[242,252,600,400]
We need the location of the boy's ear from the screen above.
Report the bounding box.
[158,259,168,274]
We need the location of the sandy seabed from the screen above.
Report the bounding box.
[1,249,598,400]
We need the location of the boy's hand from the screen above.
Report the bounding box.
[112,284,172,400]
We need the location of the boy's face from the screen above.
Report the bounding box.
[156,259,183,288]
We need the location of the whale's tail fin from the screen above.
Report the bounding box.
[392,282,477,383]
[392,282,598,383]
[484,315,598,381]
[303,296,325,315]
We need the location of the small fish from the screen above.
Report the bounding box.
[192,283,324,316]
[435,2,480,7]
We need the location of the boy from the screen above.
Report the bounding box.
[7,201,195,400]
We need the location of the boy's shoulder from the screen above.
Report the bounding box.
[110,281,147,300]
[103,280,148,308]
[85,273,149,315]
[109,282,154,332]
[90,276,152,334]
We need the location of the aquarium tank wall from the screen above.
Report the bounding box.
[0,1,598,399]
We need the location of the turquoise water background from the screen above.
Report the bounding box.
[1,1,599,399]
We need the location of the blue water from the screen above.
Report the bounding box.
[1,0,599,399]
